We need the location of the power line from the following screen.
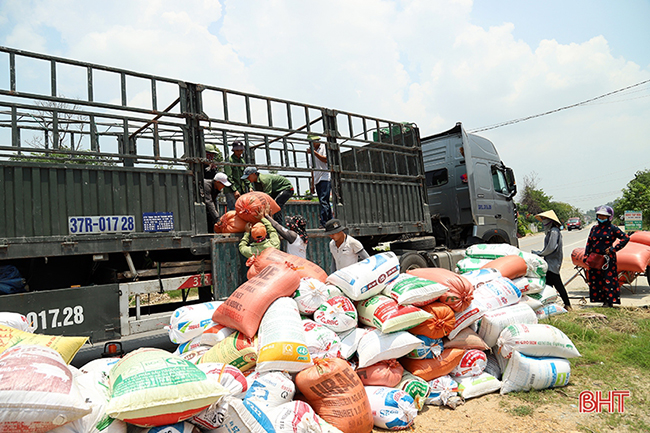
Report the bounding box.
[468,79,650,133]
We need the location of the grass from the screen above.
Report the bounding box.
[505,307,650,432]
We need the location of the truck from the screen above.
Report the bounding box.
[0,46,517,343]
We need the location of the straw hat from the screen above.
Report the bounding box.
[535,210,560,225]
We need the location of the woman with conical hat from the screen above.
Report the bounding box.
[532,210,572,310]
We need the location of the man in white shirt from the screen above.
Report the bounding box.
[324,219,369,273]
[308,134,333,228]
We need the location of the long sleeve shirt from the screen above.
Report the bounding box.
[238,218,281,258]
[535,226,563,274]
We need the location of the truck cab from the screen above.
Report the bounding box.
[422,123,518,248]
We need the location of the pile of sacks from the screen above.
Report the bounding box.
[0,244,581,433]
[214,191,279,233]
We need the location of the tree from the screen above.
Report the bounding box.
[25,100,85,150]
[614,170,650,228]
[520,172,552,216]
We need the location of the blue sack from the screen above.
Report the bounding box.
[0,265,26,295]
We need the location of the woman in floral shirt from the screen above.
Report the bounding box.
[584,206,630,307]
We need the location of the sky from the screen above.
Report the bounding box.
[0,0,649,213]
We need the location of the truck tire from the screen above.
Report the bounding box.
[392,236,436,251]
[399,253,429,272]
[646,266,650,283]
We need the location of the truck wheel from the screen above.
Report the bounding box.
[392,236,436,251]
[399,253,428,272]
[646,266,650,282]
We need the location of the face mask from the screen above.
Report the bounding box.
[597,217,608,223]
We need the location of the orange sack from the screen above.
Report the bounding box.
[399,348,465,381]
[407,268,474,312]
[295,358,374,433]
[573,244,650,273]
[356,359,404,387]
[235,191,281,223]
[407,301,456,339]
[214,210,249,233]
[246,247,328,282]
[212,262,300,338]
[481,255,528,280]
[630,231,650,247]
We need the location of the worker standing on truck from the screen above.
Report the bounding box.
[324,219,369,273]
[223,140,250,211]
[241,167,294,224]
[202,172,232,233]
[204,143,221,180]
[238,217,281,258]
[308,134,333,228]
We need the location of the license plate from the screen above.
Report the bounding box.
[68,216,135,234]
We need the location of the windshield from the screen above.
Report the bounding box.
[568,218,580,223]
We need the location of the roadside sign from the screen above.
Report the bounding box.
[624,211,642,232]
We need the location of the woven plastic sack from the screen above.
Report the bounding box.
[313,295,358,333]
[442,328,490,351]
[200,331,258,372]
[247,247,328,282]
[472,277,522,312]
[382,273,449,306]
[365,386,417,430]
[356,359,404,387]
[630,230,650,246]
[338,327,371,360]
[0,311,35,332]
[268,401,322,433]
[407,301,455,339]
[174,335,208,356]
[213,262,301,338]
[512,276,546,295]
[397,371,430,411]
[302,319,342,359]
[245,371,295,408]
[0,345,92,433]
[456,257,492,273]
[295,358,374,433]
[357,329,422,368]
[191,363,248,430]
[481,255,528,280]
[500,352,571,394]
[213,397,275,433]
[450,349,487,377]
[407,268,474,312]
[200,321,235,346]
[235,191,281,223]
[616,241,650,273]
[0,324,87,364]
[476,303,538,348]
[105,348,228,427]
[215,210,249,233]
[484,353,502,380]
[294,279,342,314]
[460,268,502,286]
[405,335,443,359]
[535,304,568,320]
[326,252,400,301]
[167,302,223,344]
[178,346,211,365]
[400,348,465,381]
[497,323,581,359]
[357,295,432,334]
[465,243,521,259]
[457,372,502,399]
[257,297,312,373]
[519,251,548,278]
[528,285,558,305]
[447,300,486,340]
[425,375,458,406]
[141,422,198,433]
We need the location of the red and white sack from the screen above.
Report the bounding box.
[313,295,358,333]
[472,277,521,312]
[500,352,571,394]
[0,345,92,433]
[457,372,502,399]
[450,349,487,378]
[257,297,312,373]
[357,295,432,334]
[425,375,459,406]
[512,276,546,295]
[245,371,295,409]
[268,401,323,433]
[326,252,400,301]
[447,300,486,340]
[294,278,343,315]
[497,323,581,359]
[357,328,422,368]
[338,327,371,360]
[200,321,235,346]
[302,319,342,359]
[191,363,249,430]
[166,301,223,344]
[476,303,538,348]
[381,273,449,306]
[0,311,35,332]
[364,386,417,430]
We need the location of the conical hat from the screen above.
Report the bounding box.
[535,210,560,225]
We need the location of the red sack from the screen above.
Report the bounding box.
[407,301,456,339]
[356,359,403,387]
[399,348,465,381]
[214,210,248,233]
[481,255,528,280]
[630,231,650,247]
[617,241,650,273]
[295,358,374,433]
[571,248,588,269]
[212,262,300,338]
[407,268,474,312]
[246,247,328,282]
[235,192,281,223]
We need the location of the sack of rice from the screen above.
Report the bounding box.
[460,268,502,286]
[497,323,581,359]
[457,372,502,399]
[0,324,87,365]
[191,363,249,430]
[405,335,444,359]
[0,311,35,332]
[446,300,486,340]
[480,255,528,280]
[512,276,546,295]
[400,348,465,381]
[535,304,568,320]
[294,278,342,314]
[356,359,404,387]
[407,302,455,340]
[465,243,521,259]
[200,331,258,372]
[268,400,322,433]
[338,327,371,360]
[303,319,342,359]
[357,329,422,369]
[382,273,449,306]
[472,277,521,312]
[313,295,358,333]
[449,349,487,378]
[443,328,489,351]
[245,371,295,408]
[357,295,432,333]
[365,386,417,430]
[326,252,400,301]
[407,268,474,312]
[500,351,571,394]
[519,251,548,278]
[141,421,199,433]
[425,375,458,406]
[527,285,558,305]
[166,301,223,344]
[456,257,492,273]
[476,303,537,348]
[397,371,430,411]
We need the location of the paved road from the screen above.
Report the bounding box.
[519,224,650,308]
